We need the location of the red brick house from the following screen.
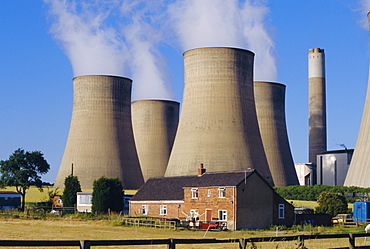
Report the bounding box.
[129,168,294,230]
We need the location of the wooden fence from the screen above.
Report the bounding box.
[1,233,370,248]
[122,217,177,229]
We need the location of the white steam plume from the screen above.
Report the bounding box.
[167,0,277,81]
[44,0,127,77]
[357,0,370,29]
[44,0,276,99]
[119,1,173,100]
[43,0,173,100]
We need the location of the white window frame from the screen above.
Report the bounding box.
[218,210,227,221]
[141,205,148,215]
[278,204,285,219]
[207,189,211,197]
[191,188,198,199]
[160,205,167,215]
[218,187,226,198]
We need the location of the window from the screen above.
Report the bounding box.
[207,189,211,197]
[218,187,226,198]
[160,205,167,215]
[78,195,92,205]
[278,204,285,219]
[218,210,227,221]
[141,205,148,215]
[191,188,198,199]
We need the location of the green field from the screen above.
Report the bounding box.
[0,186,138,203]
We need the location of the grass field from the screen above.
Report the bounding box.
[0,217,369,249]
[0,187,361,248]
[0,186,138,203]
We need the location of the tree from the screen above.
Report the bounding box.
[62,175,81,208]
[92,176,123,214]
[315,191,350,216]
[0,148,50,211]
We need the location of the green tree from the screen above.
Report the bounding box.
[0,148,50,211]
[92,176,123,214]
[62,175,81,208]
[315,191,350,216]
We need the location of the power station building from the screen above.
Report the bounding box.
[131,100,179,181]
[54,75,144,189]
[344,13,370,188]
[317,149,354,186]
[254,81,299,187]
[165,47,273,186]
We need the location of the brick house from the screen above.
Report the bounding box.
[129,167,294,230]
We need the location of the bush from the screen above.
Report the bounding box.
[92,176,123,214]
[62,175,81,208]
[315,192,350,216]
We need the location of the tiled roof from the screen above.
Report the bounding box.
[131,170,257,201]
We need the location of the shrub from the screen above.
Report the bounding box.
[62,175,81,208]
[92,176,123,214]
[315,192,350,216]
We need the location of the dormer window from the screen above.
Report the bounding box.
[218,187,226,198]
[191,188,198,199]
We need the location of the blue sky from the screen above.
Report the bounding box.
[1,0,369,183]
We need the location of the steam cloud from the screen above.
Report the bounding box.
[44,0,277,100]
[167,0,277,81]
[358,0,370,29]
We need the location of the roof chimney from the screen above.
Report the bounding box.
[198,163,206,176]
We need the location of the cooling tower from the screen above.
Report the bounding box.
[54,75,144,189]
[131,100,179,181]
[254,81,299,186]
[308,48,327,170]
[344,13,370,187]
[165,47,273,185]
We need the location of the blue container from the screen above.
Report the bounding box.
[353,201,370,222]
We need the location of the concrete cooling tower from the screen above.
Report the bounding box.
[165,47,273,185]
[308,48,327,170]
[254,81,299,187]
[131,100,179,181]
[344,13,370,187]
[54,75,144,189]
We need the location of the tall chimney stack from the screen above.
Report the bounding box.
[54,75,144,189]
[308,48,327,184]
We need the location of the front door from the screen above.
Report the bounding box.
[206,209,212,222]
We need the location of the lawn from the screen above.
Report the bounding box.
[0,217,368,249]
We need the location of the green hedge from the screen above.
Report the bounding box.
[274,185,370,203]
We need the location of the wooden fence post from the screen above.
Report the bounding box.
[168,239,176,249]
[80,240,90,249]
[348,234,355,249]
[238,238,247,249]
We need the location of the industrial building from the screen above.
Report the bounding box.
[54,75,144,189]
[344,13,370,188]
[131,100,179,181]
[165,47,273,186]
[254,81,299,187]
[317,149,354,186]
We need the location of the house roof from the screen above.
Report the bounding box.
[130,170,257,201]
